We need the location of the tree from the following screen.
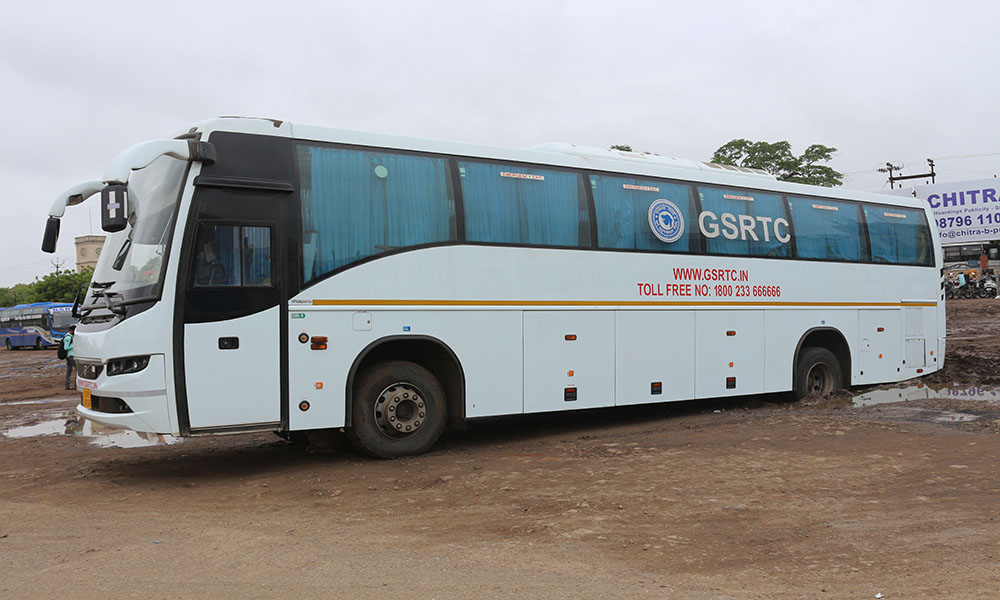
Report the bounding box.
[609,144,634,152]
[31,267,94,303]
[0,283,39,307]
[710,139,843,187]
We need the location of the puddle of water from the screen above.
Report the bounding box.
[4,398,73,406]
[934,412,981,423]
[852,384,1000,408]
[3,414,180,448]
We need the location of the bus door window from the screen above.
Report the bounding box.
[193,224,273,287]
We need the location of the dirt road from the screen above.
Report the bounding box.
[2,301,999,599]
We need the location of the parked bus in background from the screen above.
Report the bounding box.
[0,302,76,350]
[41,117,944,457]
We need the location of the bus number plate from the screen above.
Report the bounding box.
[82,389,92,409]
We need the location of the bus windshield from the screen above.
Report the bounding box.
[50,310,75,331]
[86,155,187,309]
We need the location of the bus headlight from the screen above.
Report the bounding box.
[106,355,150,376]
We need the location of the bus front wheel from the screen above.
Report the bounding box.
[35,337,43,350]
[794,347,843,400]
[4,338,12,351]
[347,360,447,459]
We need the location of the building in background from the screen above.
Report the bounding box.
[74,235,105,272]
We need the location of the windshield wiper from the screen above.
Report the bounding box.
[91,289,127,317]
[74,280,117,318]
[112,237,133,271]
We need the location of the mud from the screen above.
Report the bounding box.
[1,300,999,598]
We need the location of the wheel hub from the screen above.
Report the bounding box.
[374,383,426,438]
[806,363,833,395]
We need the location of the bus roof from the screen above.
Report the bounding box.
[188,116,926,212]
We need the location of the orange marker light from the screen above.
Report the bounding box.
[315,382,324,389]
[565,334,577,341]
[729,362,734,368]
[567,370,574,377]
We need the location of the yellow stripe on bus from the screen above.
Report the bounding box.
[310,299,937,308]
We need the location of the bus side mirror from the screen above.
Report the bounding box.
[41,217,60,253]
[101,184,128,233]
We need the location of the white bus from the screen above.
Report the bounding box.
[42,117,944,457]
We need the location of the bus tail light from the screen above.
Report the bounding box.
[564,387,577,401]
[726,377,736,389]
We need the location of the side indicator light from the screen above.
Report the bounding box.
[877,327,885,332]
[567,370,574,377]
[315,382,323,389]
[878,353,883,359]
[311,335,328,350]
[726,330,736,337]
[916,368,924,373]
[729,362,734,368]
[565,334,577,341]
[930,350,934,356]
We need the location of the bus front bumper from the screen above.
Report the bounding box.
[74,354,174,434]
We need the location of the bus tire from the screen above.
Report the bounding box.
[347,360,446,459]
[35,337,43,350]
[794,347,843,400]
[4,338,11,351]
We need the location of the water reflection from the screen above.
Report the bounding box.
[852,384,1000,407]
[3,414,179,448]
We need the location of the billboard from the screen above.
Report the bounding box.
[892,178,1000,245]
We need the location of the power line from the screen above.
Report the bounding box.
[843,150,1000,177]
[0,259,64,273]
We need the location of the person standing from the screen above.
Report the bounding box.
[63,326,76,390]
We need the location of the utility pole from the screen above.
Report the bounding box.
[50,258,66,273]
[879,159,936,189]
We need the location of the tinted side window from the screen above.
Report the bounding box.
[697,187,791,258]
[590,175,698,252]
[298,146,458,281]
[192,224,273,287]
[863,205,934,265]
[787,197,864,262]
[460,161,591,247]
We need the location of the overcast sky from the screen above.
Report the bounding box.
[1,0,998,287]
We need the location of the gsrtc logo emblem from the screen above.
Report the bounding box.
[648,199,685,243]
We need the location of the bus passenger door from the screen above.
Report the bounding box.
[180,189,286,432]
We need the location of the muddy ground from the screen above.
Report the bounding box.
[2,301,999,599]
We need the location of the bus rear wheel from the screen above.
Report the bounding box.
[794,347,843,400]
[347,360,446,459]
[35,337,43,350]
[4,338,12,351]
